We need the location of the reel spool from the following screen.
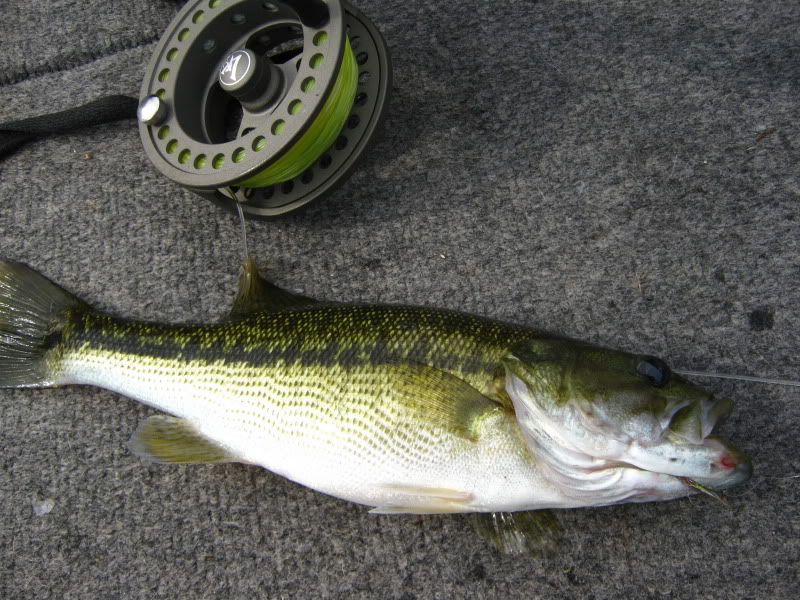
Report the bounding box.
[138,0,391,218]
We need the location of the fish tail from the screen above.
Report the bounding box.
[0,259,86,388]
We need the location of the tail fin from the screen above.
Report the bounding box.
[0,259,86,388]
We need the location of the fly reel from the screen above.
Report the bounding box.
[138,0,391,218]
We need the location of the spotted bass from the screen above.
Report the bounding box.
[0,258,751,554]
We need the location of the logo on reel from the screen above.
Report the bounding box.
[219,51,251,87]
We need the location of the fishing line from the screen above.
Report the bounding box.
[235,196,250,262]
[675,370,800,388]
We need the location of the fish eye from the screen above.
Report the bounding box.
[637,356,671,387]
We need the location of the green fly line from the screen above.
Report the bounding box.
[239,37,358,188]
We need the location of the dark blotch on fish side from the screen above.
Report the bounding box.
[368,336,390,365]
[749,308,774,332]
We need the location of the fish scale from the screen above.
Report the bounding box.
[51,304,543,511]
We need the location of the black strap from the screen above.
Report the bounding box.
[0,0,187,161]
[0,95,139,160]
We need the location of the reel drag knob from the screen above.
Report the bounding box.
[138,0,391,218]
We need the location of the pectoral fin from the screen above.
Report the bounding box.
[128,415,238,464]
[470,510,563,557]
[390,364,503,442]
[230,257,321,318]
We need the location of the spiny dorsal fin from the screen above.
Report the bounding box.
[128,415,239,464]
[230,257,320,318]
[469,510,563,557]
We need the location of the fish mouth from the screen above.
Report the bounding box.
[658,393,752,494]
[664,393,732,444]
[600,394,752,498]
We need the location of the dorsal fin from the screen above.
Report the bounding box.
[230,257,320,318]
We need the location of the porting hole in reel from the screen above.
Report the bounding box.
[138,0,391,218]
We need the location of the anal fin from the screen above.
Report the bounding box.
[469,510,563,557]
[128,415,238,464]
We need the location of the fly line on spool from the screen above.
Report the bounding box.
[239,37,358,188]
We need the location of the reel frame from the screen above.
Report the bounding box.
[139,0,391,217]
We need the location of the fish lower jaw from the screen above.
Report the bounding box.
[541,463,692,507]
[536,447,749,507]
[686,458,753,492]
[515,426,740,507]
[518,432,683,506]
[615,435,752,493]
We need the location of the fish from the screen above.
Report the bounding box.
[0,257,752,555]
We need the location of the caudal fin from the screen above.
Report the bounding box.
[0,259,86,388]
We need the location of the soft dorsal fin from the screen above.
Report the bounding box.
[469,510,564,557]
[128,415,239,464]
[230,257,320,318]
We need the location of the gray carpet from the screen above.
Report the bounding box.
[1,0,798,597]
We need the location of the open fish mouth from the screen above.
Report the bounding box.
[663,393,733,445]
[610,393,753,497]
[660,393,752,493]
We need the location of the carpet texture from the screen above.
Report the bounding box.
[1,1,798,598]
